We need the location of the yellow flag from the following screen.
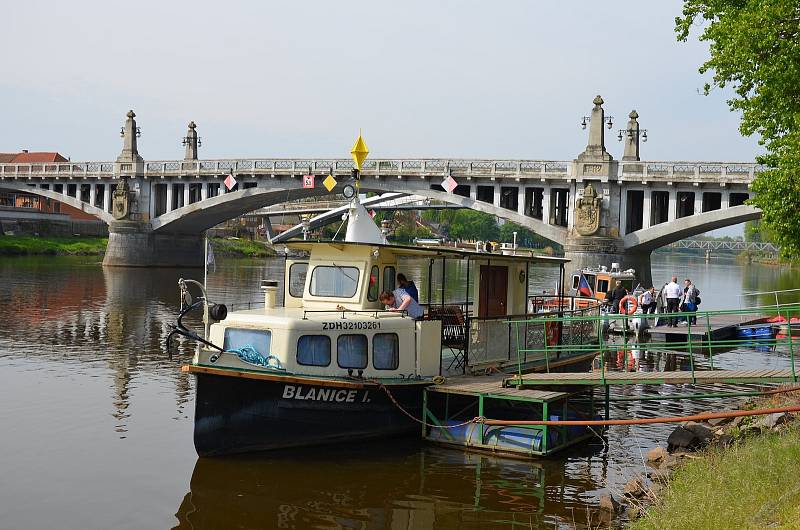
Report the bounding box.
[350,133,369,171]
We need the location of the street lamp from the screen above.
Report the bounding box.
[120,126,141,138]
[581,116,615,130]
[617,129,648,142]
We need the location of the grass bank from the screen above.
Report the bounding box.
[210,237,276,258]
[631,423,800,530]
[0,235,108,256]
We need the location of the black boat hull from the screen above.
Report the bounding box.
[193,373,426,456]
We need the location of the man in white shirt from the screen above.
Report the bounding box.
[664,276,683,327]
[638,287,656,314]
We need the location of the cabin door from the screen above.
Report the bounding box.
[479,265,508,317]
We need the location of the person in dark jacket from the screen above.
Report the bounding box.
[397,273,419,302]
[608,280,628,314]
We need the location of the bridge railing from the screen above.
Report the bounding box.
[0,159,764,183]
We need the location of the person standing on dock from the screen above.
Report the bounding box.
[639,287,657,314]
[682,279,700,325]
[608,280,628,314]
[396,273,419,302]
[665,276,683,327]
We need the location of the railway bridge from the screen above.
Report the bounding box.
[0,98,763,284]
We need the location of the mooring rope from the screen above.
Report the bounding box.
[371,380,481,429]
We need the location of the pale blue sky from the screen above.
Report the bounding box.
[1,1,758,233]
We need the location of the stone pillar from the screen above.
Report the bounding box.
[668,188,678,221]
[183,121,199,160]
[200,181,208,201]
[103,184,111,213]
[517,185,525,215]
[493,184,500,207]
[89,183,97,208]
[622,110,641,161]
[694,190,703,215]
[166,183,174,212]
[183,181,190,207]
[469,184,477,200]
[642,189,652,229]
[541,186,551,225]
[720,189,730,209]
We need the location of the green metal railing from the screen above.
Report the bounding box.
[509,303,800,384]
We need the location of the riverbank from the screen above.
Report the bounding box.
[629,389,800,529]
[0,235,108,256]
[0,235,276,258]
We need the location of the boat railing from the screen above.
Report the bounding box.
[462,305,600,374]
[738,288,800,320]
[508,303,800,383]
[301,309,407,320]
[529,294,601,313]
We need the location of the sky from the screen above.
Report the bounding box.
[0,1,760,234]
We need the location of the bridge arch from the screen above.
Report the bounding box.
[0,182,114,224]
[151,182,568,244]
[623,204,761,252]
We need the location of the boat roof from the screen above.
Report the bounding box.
[285,240,569,265]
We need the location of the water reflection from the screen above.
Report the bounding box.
[173,443,609,530]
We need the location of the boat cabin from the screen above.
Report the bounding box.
[197,239,568,381]
[570,263,637,305]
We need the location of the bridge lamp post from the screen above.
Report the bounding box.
[580,115,614,130]
[617,129,648,143]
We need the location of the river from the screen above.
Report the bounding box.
[0,253,798,529]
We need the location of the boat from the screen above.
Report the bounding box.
[166,154,599,457]
[569,263,637,308]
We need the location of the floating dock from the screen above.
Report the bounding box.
[647,313,766,342]
[506,368,799,387]
[422,375,597,458]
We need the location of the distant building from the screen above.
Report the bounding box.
[0,150,97,221]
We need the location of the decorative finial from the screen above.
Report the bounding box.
[127,110,135,118]
[629,110,639,119]
[593,95,604,107]
[188,121,196,129]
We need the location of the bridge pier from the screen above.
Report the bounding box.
[103,222,204,268]
[563,236,653,289]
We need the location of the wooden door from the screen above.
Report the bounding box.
[479,265,508,317]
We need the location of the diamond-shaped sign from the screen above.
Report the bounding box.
[441,175,458,193]
[322,174,337,192]
[350,133,369,171]
[224,173,237,191]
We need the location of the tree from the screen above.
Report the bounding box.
[498,222,554,249]
[676,1,800,257]
[448,210,499,241]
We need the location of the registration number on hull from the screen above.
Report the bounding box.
[322,321,380,330]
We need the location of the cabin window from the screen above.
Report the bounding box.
[296,335,331,366]
[223,328,272,357]
[571,275,579,290]
[373,333,399,370]
[309,265,360,298]
[367,266,379,302]
[383,266,396,292]
[288,263,308,298]
[620,279,634,292]
[337,334,368,369]
[597,279,609,294]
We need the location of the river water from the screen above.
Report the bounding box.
[1,253,798,529]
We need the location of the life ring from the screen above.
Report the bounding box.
[619,295,638,315]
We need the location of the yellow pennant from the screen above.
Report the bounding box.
[322,173,337,192]
[350,132,369,171]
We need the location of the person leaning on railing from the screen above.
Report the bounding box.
[380,289,424,320]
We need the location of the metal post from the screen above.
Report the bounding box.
[478,394,485,445]
[441,257,446,308]
[465,257,471,316]
[787,309,797,382]
[542,401,549,454]
[427,258,434,307]
[705,312,714,369]
[421,390,428,437]
[687,318,696,384]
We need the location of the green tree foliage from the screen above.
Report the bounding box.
[448,210,500,241]
[676,1,800,257]
[498,222,553,249]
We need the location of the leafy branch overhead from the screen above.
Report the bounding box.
[676,1,800,257]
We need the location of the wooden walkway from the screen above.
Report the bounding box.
[429,375,568,402]
[507,369,798,387]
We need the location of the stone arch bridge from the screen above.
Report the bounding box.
[0,101,764,286]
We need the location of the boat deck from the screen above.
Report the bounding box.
[507,368,798,387]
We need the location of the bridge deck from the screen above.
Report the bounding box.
[507,369,798,387]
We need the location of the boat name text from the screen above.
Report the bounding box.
[281,384,371,403]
